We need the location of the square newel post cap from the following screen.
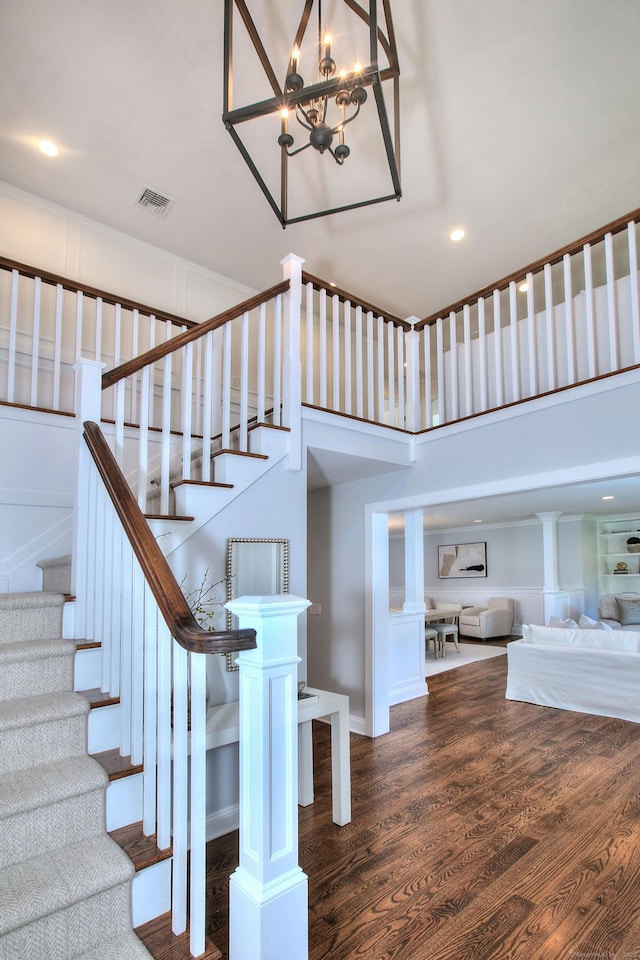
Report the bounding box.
[227,595,311,665]
[280,253,305,269]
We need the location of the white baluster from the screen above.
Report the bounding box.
[30,276,41,407]
[156,619,172,851]
[181,340,193,481]
[376,315,385,423]
[477,297,487,411]
[366,310,374,420]
[526,271,537,396]
[604,232,619,372]
[273,293,282,426]
[171,641,189,934]
[75,290,84,361]
[202,329,214,481]
[53,283,63,410]
[138,365,150,511]
[563,253,576,383]
[7,269,18,402]
[544,263,558,388]
[258,301,267,420]
[628,222,640,364]
[142,587,158,835]
[493,290,503,407]
[222,321,232,449]
[448,311,458,421]
[332,293,340,410]
[387,320,395,424]
[463,303,472,416]
[423,323,433,428]
[396,325,405,428]
[319,287,327,408]
[189,652,208,957]
[305,281,314,404]
[344,300,352,415]
[582,245,596,378]
[240,310,249,451]
[130,562,145,766]
[436,317,445,423]
[509,281,519,401]
[119,536,133,758]
[355,304,364,419]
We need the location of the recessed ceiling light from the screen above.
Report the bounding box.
[518,281,528,293]
[473,519,483,523]
[602,495,615,501]
[38,139,58,157]
[450,228,465,242]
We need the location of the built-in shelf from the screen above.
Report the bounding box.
[598,515,640,589]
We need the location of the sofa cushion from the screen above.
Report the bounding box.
[599,596,620,620]
[616,596,640,626]
[522,623,640,651]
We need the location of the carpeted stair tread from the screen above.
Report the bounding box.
[0,636,75,663]
[0,637,75,699]
[0,591,66,643]
[75,929,153,959]
[0,691,88,731]
[0,755,107,819]
[0,756,107,869]
[0,834,135,935]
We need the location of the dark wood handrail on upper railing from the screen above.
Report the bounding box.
[101,280,291,391]
[417,205,640,329]
[301,270,409,329]
[0,254,199,328]
[82,420,257,656]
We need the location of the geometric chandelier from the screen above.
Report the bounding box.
[222,0,401,226]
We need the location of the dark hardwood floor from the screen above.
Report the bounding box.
[206,656,640,959]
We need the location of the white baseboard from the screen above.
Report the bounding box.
[207,803,239,841]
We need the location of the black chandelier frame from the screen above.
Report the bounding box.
[222,0,401,226]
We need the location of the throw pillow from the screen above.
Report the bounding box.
[615,596,640,626]
[548,616,579,629]
[579,614,603,630]
[598,596,620,620]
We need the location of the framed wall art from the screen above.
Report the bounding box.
[438,542,487,579]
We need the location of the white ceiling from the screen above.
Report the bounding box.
[1,0,639,320]
[1,0,639,525]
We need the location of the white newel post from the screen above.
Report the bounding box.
[72,358,105,639]
[227,594,311,960]
[281,253,305,472]
[404,323,421,436]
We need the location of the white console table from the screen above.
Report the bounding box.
[205,686,351,826]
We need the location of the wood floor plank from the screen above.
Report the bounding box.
[205,657,640,959]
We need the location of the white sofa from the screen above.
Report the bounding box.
[506,623,640,723]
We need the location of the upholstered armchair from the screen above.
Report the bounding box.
[459,597,515,640]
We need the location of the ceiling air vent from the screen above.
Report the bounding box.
[136,187,175,217]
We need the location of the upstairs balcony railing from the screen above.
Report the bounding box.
[1,208,639,445]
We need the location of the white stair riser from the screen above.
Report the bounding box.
[0,787,105,870]
[0,880,132,957]
[74,646,102,691]
[131,858,172,927]
[88,702,121,753]
[0,715,87,776]
[213,453,267,486]
[248,427,287,459]
[0,653,73,701]
[106,772,143,831]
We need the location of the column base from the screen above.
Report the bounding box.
[229,865,309,960]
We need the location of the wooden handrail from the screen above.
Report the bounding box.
[417,205,640,329]
[82,420,257,656]
[0,254,198,328]
[102,280,290,391]
[301,271,409,329]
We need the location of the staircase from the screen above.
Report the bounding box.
[0,590,152,959]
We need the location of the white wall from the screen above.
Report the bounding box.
[0,180,256,322]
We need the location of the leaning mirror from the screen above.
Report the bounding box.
[225,538,289,670]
